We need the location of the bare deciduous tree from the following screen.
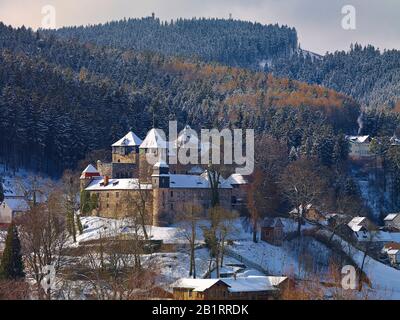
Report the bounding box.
[177,202,203,278]
[203,206,238,277]
[17,190,69,300]
[280,159,329,235]
[124,186,153,241]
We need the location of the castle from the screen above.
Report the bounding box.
[80,126,248,226]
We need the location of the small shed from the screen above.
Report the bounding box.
[384,214,400,230]
[261,218,284,246]
[0,198,30,225]
[387,249,400,266]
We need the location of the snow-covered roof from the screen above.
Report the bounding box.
[384,242,400,250]
[385,214,399,221]
[223,276,287,293]
[112,131,143,147]
[154,161,169,168]
[225,174,248,186]
[348,217,368,232]
[188,166,204,174]
[2,198,30,212]
[140,129,169,149]
[169,174,232,189]
[171,125,215,155]
[349,216,366,225]
[387,249,400,256]
[172,279,226,292]
[350,225,365,232]
[80,164,100,179]
[85,174,234,191]
[346,135,370,144]
[85,178,152,191]
[82,164,98,174]
[174,125,200,148]
[172,276,287,293]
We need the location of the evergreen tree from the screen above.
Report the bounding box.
[0,176,4,202]
[0,223,25,280]
[76,213,84,235]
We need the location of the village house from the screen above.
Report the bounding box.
[80,127,248,226]
[347,216,375,241]
[0,198,30,227]
[171,276,290,300]
[387,249,400,267]
[384,213,400,231]
[224,173,248,212]
[382,243,400,267]
[261,218,285,246]
[290,204,326,224]
[346,135,373,161]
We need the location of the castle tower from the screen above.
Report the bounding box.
[80,164,100,191]
[151,161,170,226]
[111,131,143,164]
[139,128,168,183]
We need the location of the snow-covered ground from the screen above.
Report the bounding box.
[318,229,400,299]
[1,165,54,200]
[228,236,337,281]
[76,216,187,245]
[74,217,336,280]
[143,248,212,288]
[0,230,6,253]
[76,216,308,246]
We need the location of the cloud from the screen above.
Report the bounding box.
[0,0,399,54]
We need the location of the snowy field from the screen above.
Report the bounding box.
[76,216,188,245]
[73,217,335,280]
[76,216,306,246]
[143,248,212,288]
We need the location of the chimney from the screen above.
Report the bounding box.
[104,176,109,187]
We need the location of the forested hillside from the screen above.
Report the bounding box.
[268,44,400,110]
[0,23,359,175]
[50,17,298,70]
[51,18,400,110]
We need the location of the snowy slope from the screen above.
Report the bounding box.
[228,236,336,281]
[319,229,400,299]
[1,165,54,200]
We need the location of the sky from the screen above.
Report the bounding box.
[0,0,399,54]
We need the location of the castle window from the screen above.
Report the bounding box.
[170,203,174,210]
[170,191,174,198]
[106,193,109,198]
[116,192,119,198]
[106,203,109,208]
